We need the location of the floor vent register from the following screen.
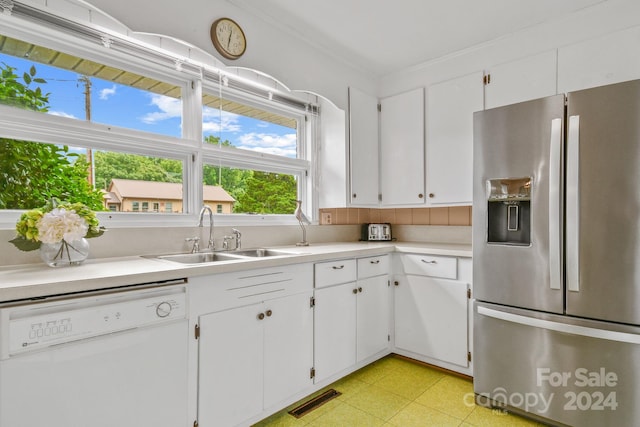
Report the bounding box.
[288,389,342,418]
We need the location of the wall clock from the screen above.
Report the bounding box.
[210,17,247,60]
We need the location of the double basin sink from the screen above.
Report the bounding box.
[147,248,301,265]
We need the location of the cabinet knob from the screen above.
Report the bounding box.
[266,309,273,317]
[352,288,358,294]
[257,312,265,320]
[429,193,435,198]
[358,287,363,293]
[353,193,357,199]
[418,193,424,199]
[394,281,399,286]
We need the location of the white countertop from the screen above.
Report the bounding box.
[0,242,471,303]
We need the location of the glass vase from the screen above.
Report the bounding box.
[39,238,90,267]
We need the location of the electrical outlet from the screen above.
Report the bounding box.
[321,212,332,225]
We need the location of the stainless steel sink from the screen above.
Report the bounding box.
[150,252,242,264]
[230,248,297,257]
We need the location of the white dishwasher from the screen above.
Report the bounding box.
[0,280,190,427]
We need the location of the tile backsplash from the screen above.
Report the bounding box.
[319,206,472,226]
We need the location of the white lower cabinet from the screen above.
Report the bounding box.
[313,256,390,383]
[313,282,357,382]
[356,275,390,363]
[393,254,472,375]
[394,275,468,366]
[191,264,314,427]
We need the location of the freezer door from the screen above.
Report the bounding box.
[474,302,640,427]
[473,94,565,313]
[566,79,640,325]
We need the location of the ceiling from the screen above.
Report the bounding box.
[231,0,606,76]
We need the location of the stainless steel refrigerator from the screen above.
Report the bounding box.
[473,79,640,427]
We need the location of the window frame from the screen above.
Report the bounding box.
[0,5,316,230]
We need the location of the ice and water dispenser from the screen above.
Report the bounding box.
[486,177,531,246]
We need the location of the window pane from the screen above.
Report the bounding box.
[0,138,104,210]
[202,93,297,158]
[0,34,182,137]
[203,164,297,214]
[0,136,185,212]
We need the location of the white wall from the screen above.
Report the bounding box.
[70,0,377,111]
[378,0,640,97]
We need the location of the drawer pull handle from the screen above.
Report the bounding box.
[421,259,437,264]
[332,265,345,270]
[370,260,380,264]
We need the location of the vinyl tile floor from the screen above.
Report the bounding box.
[253,355,544,427]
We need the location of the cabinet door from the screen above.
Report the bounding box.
[484,50,557,109]
[198,303,264,427]
[314,283,357,382]
[394,275,469,367]
[356,275,389,362]
[426,72,484,205]
[263,292,313,409]
[380,88,425,206]
[349,87,380,206]
[558,26,640,93]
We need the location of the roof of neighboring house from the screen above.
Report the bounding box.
[108,179,235,202]
[104,191,121,204]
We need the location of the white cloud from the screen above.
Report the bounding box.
[237,132,297,158]
[140,94,182,124]
[48,111,78,119]
[99,85,117,100]
[203,107,242,133]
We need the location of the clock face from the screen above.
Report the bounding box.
[211,18,246,60]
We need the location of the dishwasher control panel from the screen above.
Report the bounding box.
[2,285,187,357]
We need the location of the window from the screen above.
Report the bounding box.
[0,35,182,138]
[0,9,315,228]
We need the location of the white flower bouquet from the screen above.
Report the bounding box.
[10,199,105,257]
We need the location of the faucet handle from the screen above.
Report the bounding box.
[232,228,241,249]
[186,237,200,253]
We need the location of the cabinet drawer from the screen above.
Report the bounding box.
[399,254,457,279]
[189,263,313,314]
[314,259,357,288]
[357,255,389,279]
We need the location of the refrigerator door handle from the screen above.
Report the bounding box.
[548,118,562,290]
[566,115,580,292]
[478,306,640,344]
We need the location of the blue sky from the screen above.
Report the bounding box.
[1,52,297,158]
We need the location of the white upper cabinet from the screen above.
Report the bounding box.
[484,49,558,109]
[380,87,426,206]
[558,26,640,94]
[426,72,484,206]
[348,87,380,206]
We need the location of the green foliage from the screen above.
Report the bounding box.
[235,171,297,214]
[0,63,104,210]
[93,151,182,190]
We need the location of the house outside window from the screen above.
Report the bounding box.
[165,202,173,213]
[132,201,139,212]
[216,204,223,213]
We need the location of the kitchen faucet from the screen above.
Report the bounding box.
[198,205,215,251]
[294,200,310,246]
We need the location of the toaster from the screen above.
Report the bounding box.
[361,223,392,241]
